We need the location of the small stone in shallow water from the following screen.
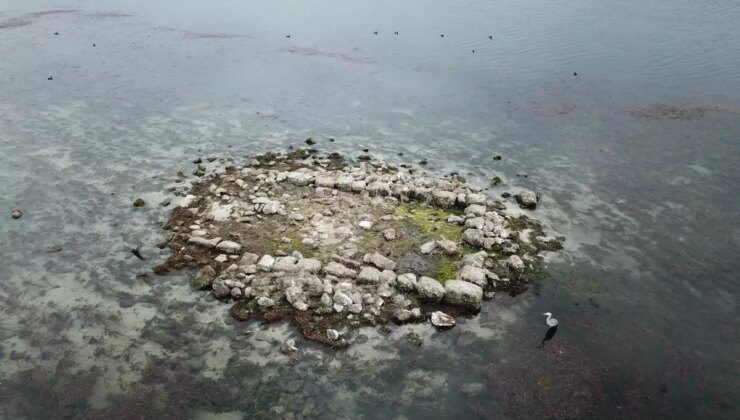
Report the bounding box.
[326,329,340,340]
[515,189,538,209]
[280,338,298,354]
[406,331,423,346]
[430,311,456,327]
[11,209,23,219]
[132,198,146,207]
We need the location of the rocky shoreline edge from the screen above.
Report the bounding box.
[152,149,562,348]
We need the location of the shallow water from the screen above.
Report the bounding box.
[1,0,739,418]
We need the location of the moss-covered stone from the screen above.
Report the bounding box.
[394,203,462,241]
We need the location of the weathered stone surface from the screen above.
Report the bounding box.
[430,311,456,327]
[363,252,396,271]
[433,190,458,208]
[188,236,221,248]
[358,220,374,230]
[437,239,459,255]
[515,189,538,209]
[257,254,275,270]
[446,215,464,224]
[396,273,417,292]
[465,204,486,217]
[416,277,445,302]
[190,265,216,290]
[323,262,357,278]
[211,280,231,298]
[240,252,260,265]
[420,241,437,254]
[297,258,322,273]
[215,240,241,253]
[507,255,525,271]
[358,266,381,284]
[460,265,488,287]
[462,229,485,246]
[381,228,396,240]
[466,193,486,205]
[273,256,299,272]
[444,280,483,310]
[464,217,485,230]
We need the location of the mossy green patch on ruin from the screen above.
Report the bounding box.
[394,203,462,241]
[434,255,458,284]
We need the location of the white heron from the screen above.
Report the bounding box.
[542,312,558,327]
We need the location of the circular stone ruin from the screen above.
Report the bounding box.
[154,149,562,347]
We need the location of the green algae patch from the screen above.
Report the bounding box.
[394,203,462,241]
[434,255,458,284]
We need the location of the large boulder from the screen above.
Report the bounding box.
[323,262,357,278]
[190,265,216,290]
[363,252,396,271]
[433,190,458,208]
[416,277,445,302]
[515,189,538,209]
[444,280,483,310]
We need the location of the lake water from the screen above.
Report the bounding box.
[1,0,738,418]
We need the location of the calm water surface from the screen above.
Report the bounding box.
[1,0,739,418]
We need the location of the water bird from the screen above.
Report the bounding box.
[472,49,475,53]
[54,32,58,35]
[394,31,399,35]
[489,35,493,40]
[440,34,444,38]
[93,43,96,47]
[373,31,378,35]
[573,72,577,76]
[47,76,53,80]
[543,312,558,327]
[285,34,291,38]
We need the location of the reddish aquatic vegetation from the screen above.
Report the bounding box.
[0,19,31,29]
[280,46,376,64]
[534,103,577,117]
[185,31,241,39]
[627,103,729,120]
[87,11,133,19]
[30,10,78,18]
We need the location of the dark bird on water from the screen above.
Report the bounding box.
[47,76,53,80]
[93,43,96,47]
[54,32,58,35]
[286,34,291,38]
[394,31,399,35]
[440,34,444,38]
[362,148,369,153]
[472,49,475,53]
[131,247,145,260]
[573,71,578,76]
[373,31,378,35]
[489,35,493,40]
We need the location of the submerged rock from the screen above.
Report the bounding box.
[515,189,538,209]
[191,265,216,290]
[430,311,456,327]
